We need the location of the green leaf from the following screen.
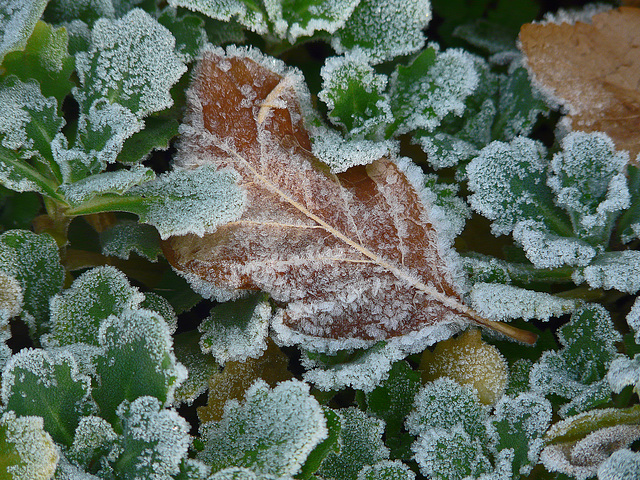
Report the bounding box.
[548,132,630,245]
[405,377,489,441]
[490,393,552,477]
[67,415,118,473]
[59,165,156,205]
[152,268,203,315]
[530,304,622,417]
[0,76,65,197]
[173,330,219,406]
[0,189,42,231]
[112,396,191,480]
[319,53,391,139]
[45,265,145,347]
[1,348,93,446]
[365,361,421,458]
[357,460,416,480]
[100,220,162,262]
[199,379,328,478]
[167,0,270,36]
[573,250,640,294]
[0,229,64,337]
[174,459,213,480]
[0,0,49,64]
[157,7,207,63]
[92,309,187,425]
[298,408,341,480]
[1,21,75,105]
[411,426,492,480]
[199,293,271,365]
[0,411,58,480]
[617,165,640,243]
[318,407,389,480]
[493,66,548,141]
[63,8,187,179]
[117,117,180,166]
[608,354,640,396]
[332,0,430,64]
[387,47,478,137]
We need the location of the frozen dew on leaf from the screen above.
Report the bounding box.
[162,45,537,353]
[598,449,640,480]
[0,0,48,63]
[198,379,327,478]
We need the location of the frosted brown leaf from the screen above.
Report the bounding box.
[519,7,640,159]
[162,46,535,348]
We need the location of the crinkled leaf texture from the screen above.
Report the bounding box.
[198,379,327,478]
[163,45,526,353]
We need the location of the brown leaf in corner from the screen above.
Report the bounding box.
[519,7,640,160]
[163,46,534,348]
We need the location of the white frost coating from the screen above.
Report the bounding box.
[301,342,405,393]
[357,460,416,480]
[541,425,640,480]
[390,48,479,135]
[607,354,640,394]
[310,126,397,173]
[572,251,640,294]
[411,425,491,480]
[46,265,145,347]
[131,165,246,239]
[1,347,92,408]
[0,269,23,320]
[200,298,271,364]
[491,393,552,476]
[513,220,596,269]
[318,52,392,138]
[541,3,613,25]
[98,309,188,406]
[626,296,640,339]
[116,396,191,480]
[0,410,59,480]
[75,8,186,117]
[210,467,292,480]
[470,283,577,322]
[332,0,431,64]
[416,132,478,169]
[70,415,118,466]
[0,0,48,62]
[199,379,328,478]
[60,165,155,204]
[168,0,269,35]
[262,0,361,43]
[467,137,548,236]
[598,449,640,480]
[547,132,630,236]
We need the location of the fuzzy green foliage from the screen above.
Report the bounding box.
[0,0,638,479]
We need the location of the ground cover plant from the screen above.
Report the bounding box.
[0,0,639,478]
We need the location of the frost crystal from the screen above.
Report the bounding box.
[357,460,416,480]
[470,282,577,321]
[199,379,327,478]
[199,293,272,364]
[607,354,640,395]
[332,0,431,64]
[390,48,479,135]
[0,0,48,63]
[311,127,397,173]
[319,407,389,480]
[59,165,155,204]
[0,410,59,480]
[130,165,246,239]
[168,0,269,35]
[467,137,549,236]
[0,269,22,320]
[75,9,186,118]
[572,251,640,294]
[598,449,640,480]
[548,132,630,239]
[115,396,191,480]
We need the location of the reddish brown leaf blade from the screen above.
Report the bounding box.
[519,7,640,160]
[164,46,535,346]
